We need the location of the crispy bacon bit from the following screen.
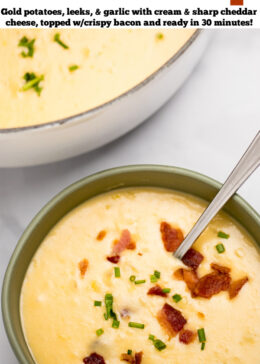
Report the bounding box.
[174,268,198,291]
[229,276,249,299]
[120,351,143,364]
[147,285,167,297]
[183,269,199,292]
[174,268,184,280]
[83,352,106,364]
[193,271,231,299]
[179,329,196,344]
[78,259,88,278]
[211,263,231,274]
[112,229,135,254]
[106,255,120,264]
[157,303,187,337]
[135,352,143,364]
[160,222,184,252]
[120,353,135,363]
[127,241,136,250]
[96,230,106,241]
[175,264,232,299]
[182,248,204,270]
[175,260,246,301]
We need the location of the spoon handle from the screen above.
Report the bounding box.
[174,131,260,260]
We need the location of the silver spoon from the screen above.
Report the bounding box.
[174,131,260,260]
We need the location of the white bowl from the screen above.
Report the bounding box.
[0,30,210,167]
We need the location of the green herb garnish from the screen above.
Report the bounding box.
[217,231,229,239]
[128,322,145,329]
[134,280,146,285]
[127,349,132,355]
[18,36,35,57]
[114,267,121,278]
[104,293,117,321]
[69,64,79,72]
[197,328,206,343]
[172,294,182,303]
[201,342,206,350]
[154,339,167,351]
[162,288,171,294]
[154,270,161,279]
[94,300,102,307]
[54,33,69,49]
[216,243,225,254]
[112,319,120,328]
[156,32,164,40]
[21,72,44,96]
[150,270,160,283]
[150,275,158,283]
[148,334,167,351]
[129,275,136,282]
[96,328,104,337]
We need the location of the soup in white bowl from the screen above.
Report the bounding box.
[0,29,195,128]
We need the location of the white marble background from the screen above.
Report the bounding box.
[0,30,259,362]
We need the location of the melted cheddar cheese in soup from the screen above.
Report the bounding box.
[0,29,195,128]
[21,188,260,364]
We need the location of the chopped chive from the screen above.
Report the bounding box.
[21,75,44,91]
[129,275,136,282]
[128,322,145,329]
[112,319,120,328]
[114,267,121,278]
[69,64,79,72]
[105,293,113,300]
[217,231,229,239]
[154,270,161,279]
[162,288,171,294]
[134,280,146,285]
[18,36,35,58]
[216,243,225,254]
[54,33,69,49]
[201,342,206,351]
[127,349,132,355]
[104,293,117,321]
[172,294,182,303]
[21,73,44,96]
[148,334,167,351]
[96,328,104,337]
[150,275,158,283]
[156,33,164,40]
[94,300,102,307]
[197,328,206,343]
[154,339,167,351]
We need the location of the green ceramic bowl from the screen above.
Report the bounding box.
[2,165,260,363]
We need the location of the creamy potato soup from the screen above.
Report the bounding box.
[21,188,260,364]
[0,29,195,128]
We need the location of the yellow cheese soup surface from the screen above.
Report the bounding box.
[0,29,195,128]
[21,188,260,364]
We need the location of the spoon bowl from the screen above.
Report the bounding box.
[175,131,260,259]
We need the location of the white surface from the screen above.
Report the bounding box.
[0,29,259,362]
